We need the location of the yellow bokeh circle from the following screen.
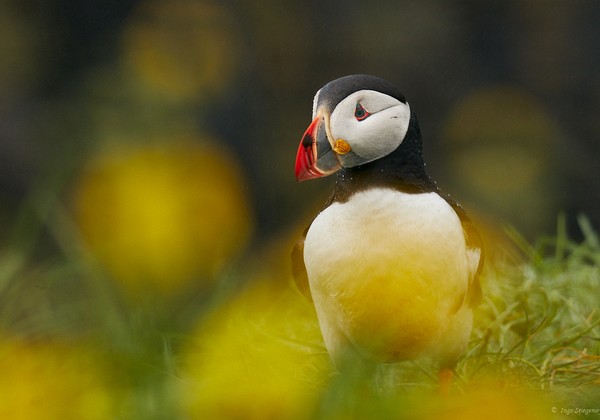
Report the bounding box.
[73,140,252,299]
[122,1,239,100]
[0,335,123,419]
[176,279,332,419]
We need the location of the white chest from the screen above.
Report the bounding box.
[304,189,467,288]
[303,188,470,361]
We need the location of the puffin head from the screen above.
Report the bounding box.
[295,74,412,181]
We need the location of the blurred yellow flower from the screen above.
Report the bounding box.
[0,335,122,420]
[416,380,553,420]
[442,86,563,234]
[176,278,333,419]
[73,140,252,300]
[444,87,558,194]
[122,1,239,100]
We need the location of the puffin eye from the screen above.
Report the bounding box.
[354,103,370,121]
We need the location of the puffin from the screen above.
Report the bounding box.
[292,74,483,386]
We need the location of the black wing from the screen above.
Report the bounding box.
[291,193,336,302]
[443,194,483,308]
[291,226,312,301]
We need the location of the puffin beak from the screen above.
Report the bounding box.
[295,115,341,181]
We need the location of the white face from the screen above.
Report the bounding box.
[317,90,411,168]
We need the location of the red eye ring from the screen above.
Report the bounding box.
[354,103,370,121]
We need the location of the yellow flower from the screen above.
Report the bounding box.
[122,1,239,100]
[441,86,562,234]
[0,335,122,420]
[417,380,553,420]
[73,140,252,300]
[176,277,333,419]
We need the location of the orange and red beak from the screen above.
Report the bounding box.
[295,115,341,181]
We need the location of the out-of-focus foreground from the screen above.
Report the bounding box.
[0,1,599,418]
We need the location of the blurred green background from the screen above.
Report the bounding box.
[0,0,599,418]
